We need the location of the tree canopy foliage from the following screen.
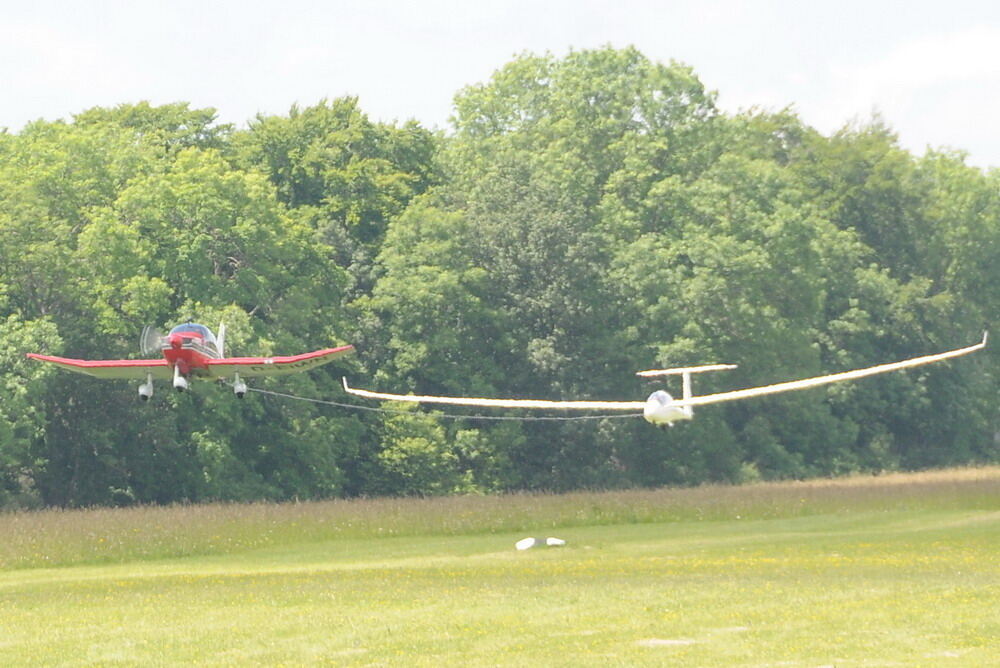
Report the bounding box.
[1,48,996,507]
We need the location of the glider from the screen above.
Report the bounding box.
[343,333,987,426]
[27,323,354,400]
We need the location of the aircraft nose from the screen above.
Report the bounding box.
[168,333,183,349]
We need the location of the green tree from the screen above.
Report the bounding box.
[233,99,439,292]
[0,316,61,506]
[73,101,231,153]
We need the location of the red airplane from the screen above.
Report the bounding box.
[27,323,354,400]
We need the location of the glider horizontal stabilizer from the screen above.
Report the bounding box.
[636,363,738,377]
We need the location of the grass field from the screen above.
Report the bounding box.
[1,468,998,666]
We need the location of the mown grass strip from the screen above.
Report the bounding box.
[0,506,996,665]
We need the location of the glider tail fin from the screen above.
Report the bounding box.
[635,363,738,410]
[217,322,226,358]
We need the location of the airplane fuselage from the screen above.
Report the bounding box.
[161,325,222,377]
[150,323,228,394]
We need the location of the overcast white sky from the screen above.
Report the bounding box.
[3,0,1000,168]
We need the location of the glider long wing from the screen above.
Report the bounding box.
[669,332,988,408]
[25,354,173,380]
[206,345,355,378]
[342,379,645,411]
[342,334,986,411]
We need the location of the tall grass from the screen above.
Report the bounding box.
[3,467,997,570]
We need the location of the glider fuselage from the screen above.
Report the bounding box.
[642,390,693,427]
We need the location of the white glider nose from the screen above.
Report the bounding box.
[643,390,691,426]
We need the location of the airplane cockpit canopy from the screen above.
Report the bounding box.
[169,323,217,345]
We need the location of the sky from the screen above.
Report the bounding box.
[3,0,1000,168]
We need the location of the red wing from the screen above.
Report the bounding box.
[26,354,172,380]
[204,345,355,378]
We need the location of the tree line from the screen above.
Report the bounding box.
[1,47,996,507]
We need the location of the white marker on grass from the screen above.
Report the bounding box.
[515,536,566,550]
